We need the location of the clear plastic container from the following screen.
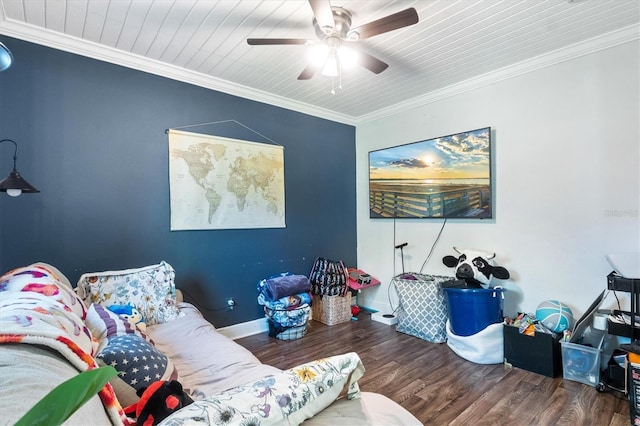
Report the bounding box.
[560,327,605,387]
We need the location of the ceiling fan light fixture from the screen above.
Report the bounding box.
[321,52,339,77]
[320,25,333,35]
[308,44,330,67]
[248,2,420,82]
[346,31,360,41]
[337,45,358,70]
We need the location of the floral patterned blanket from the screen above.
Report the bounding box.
[0,264,130,425]
[159,352,365,426]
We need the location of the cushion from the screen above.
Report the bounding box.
[160,352,365,426]
[85,303,151,353]
[76,261,180,326]
[145,302,282,399]
[96,334,179,397]
[88,303,176,406]
[303,392,423,425]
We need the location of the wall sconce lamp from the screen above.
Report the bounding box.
[0,41,13,71]
[0,139,39,197]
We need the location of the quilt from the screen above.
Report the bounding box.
[0,264,130,425]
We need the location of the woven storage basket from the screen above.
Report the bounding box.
[311,293,352,326]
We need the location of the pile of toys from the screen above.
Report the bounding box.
[505,299,575,340]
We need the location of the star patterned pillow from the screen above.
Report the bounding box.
[97,334,178,395]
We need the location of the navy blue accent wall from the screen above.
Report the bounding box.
[0,36,356,327]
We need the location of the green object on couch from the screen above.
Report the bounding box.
[15,366,118,426]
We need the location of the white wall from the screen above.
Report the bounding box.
[355,40,639,320]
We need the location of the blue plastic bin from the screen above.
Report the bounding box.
[443,287,504,336]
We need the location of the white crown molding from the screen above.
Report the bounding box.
[0,18,356,126]
[356,24,640,125]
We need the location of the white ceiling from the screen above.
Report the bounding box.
[0,0,638,124]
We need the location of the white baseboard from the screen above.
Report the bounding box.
[217,302,392,339]
[217,317,268,340]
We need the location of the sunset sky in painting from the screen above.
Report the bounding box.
[369,127,491,181]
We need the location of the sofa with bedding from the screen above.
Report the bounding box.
[0,262,422,425]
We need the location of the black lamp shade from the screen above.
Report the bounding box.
[0,42,13,71]
[0,138,39,196]
[0,169,40,194]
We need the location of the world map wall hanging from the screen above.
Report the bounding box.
[167,129,285,230]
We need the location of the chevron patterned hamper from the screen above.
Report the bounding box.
[394,274,452,343]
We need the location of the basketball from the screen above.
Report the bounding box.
[536,300,574,333]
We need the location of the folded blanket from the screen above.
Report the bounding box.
[264,304,311,328]
[259,274,311,302]
[0,264,130,425]
[257,291,312,310]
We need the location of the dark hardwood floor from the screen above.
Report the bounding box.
[236,312,631,426]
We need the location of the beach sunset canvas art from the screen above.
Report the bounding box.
[369,127,492,219]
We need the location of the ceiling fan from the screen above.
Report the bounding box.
[247,0,419,81]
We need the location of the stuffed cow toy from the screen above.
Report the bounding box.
[442,247,510,288]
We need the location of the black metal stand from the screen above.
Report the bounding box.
[597,273,640,395]
[395,242,407,274]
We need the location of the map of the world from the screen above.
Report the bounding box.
[168,130,285,230]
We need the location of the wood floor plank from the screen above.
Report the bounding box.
[236,313,631,425]
[448,370,528,425]
[610,412,631,426]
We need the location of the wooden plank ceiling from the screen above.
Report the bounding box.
[0,0,638,121]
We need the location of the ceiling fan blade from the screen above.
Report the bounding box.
[308,0,335,32]
[351,8,419,39]
[358,52,389,74]
[298,64,318,80]
[247,38,308,45]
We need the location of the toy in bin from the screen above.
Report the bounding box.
[442,247,510,289]
[440,248,511,365]
[349,270,371,285]
[347,268,380,290]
